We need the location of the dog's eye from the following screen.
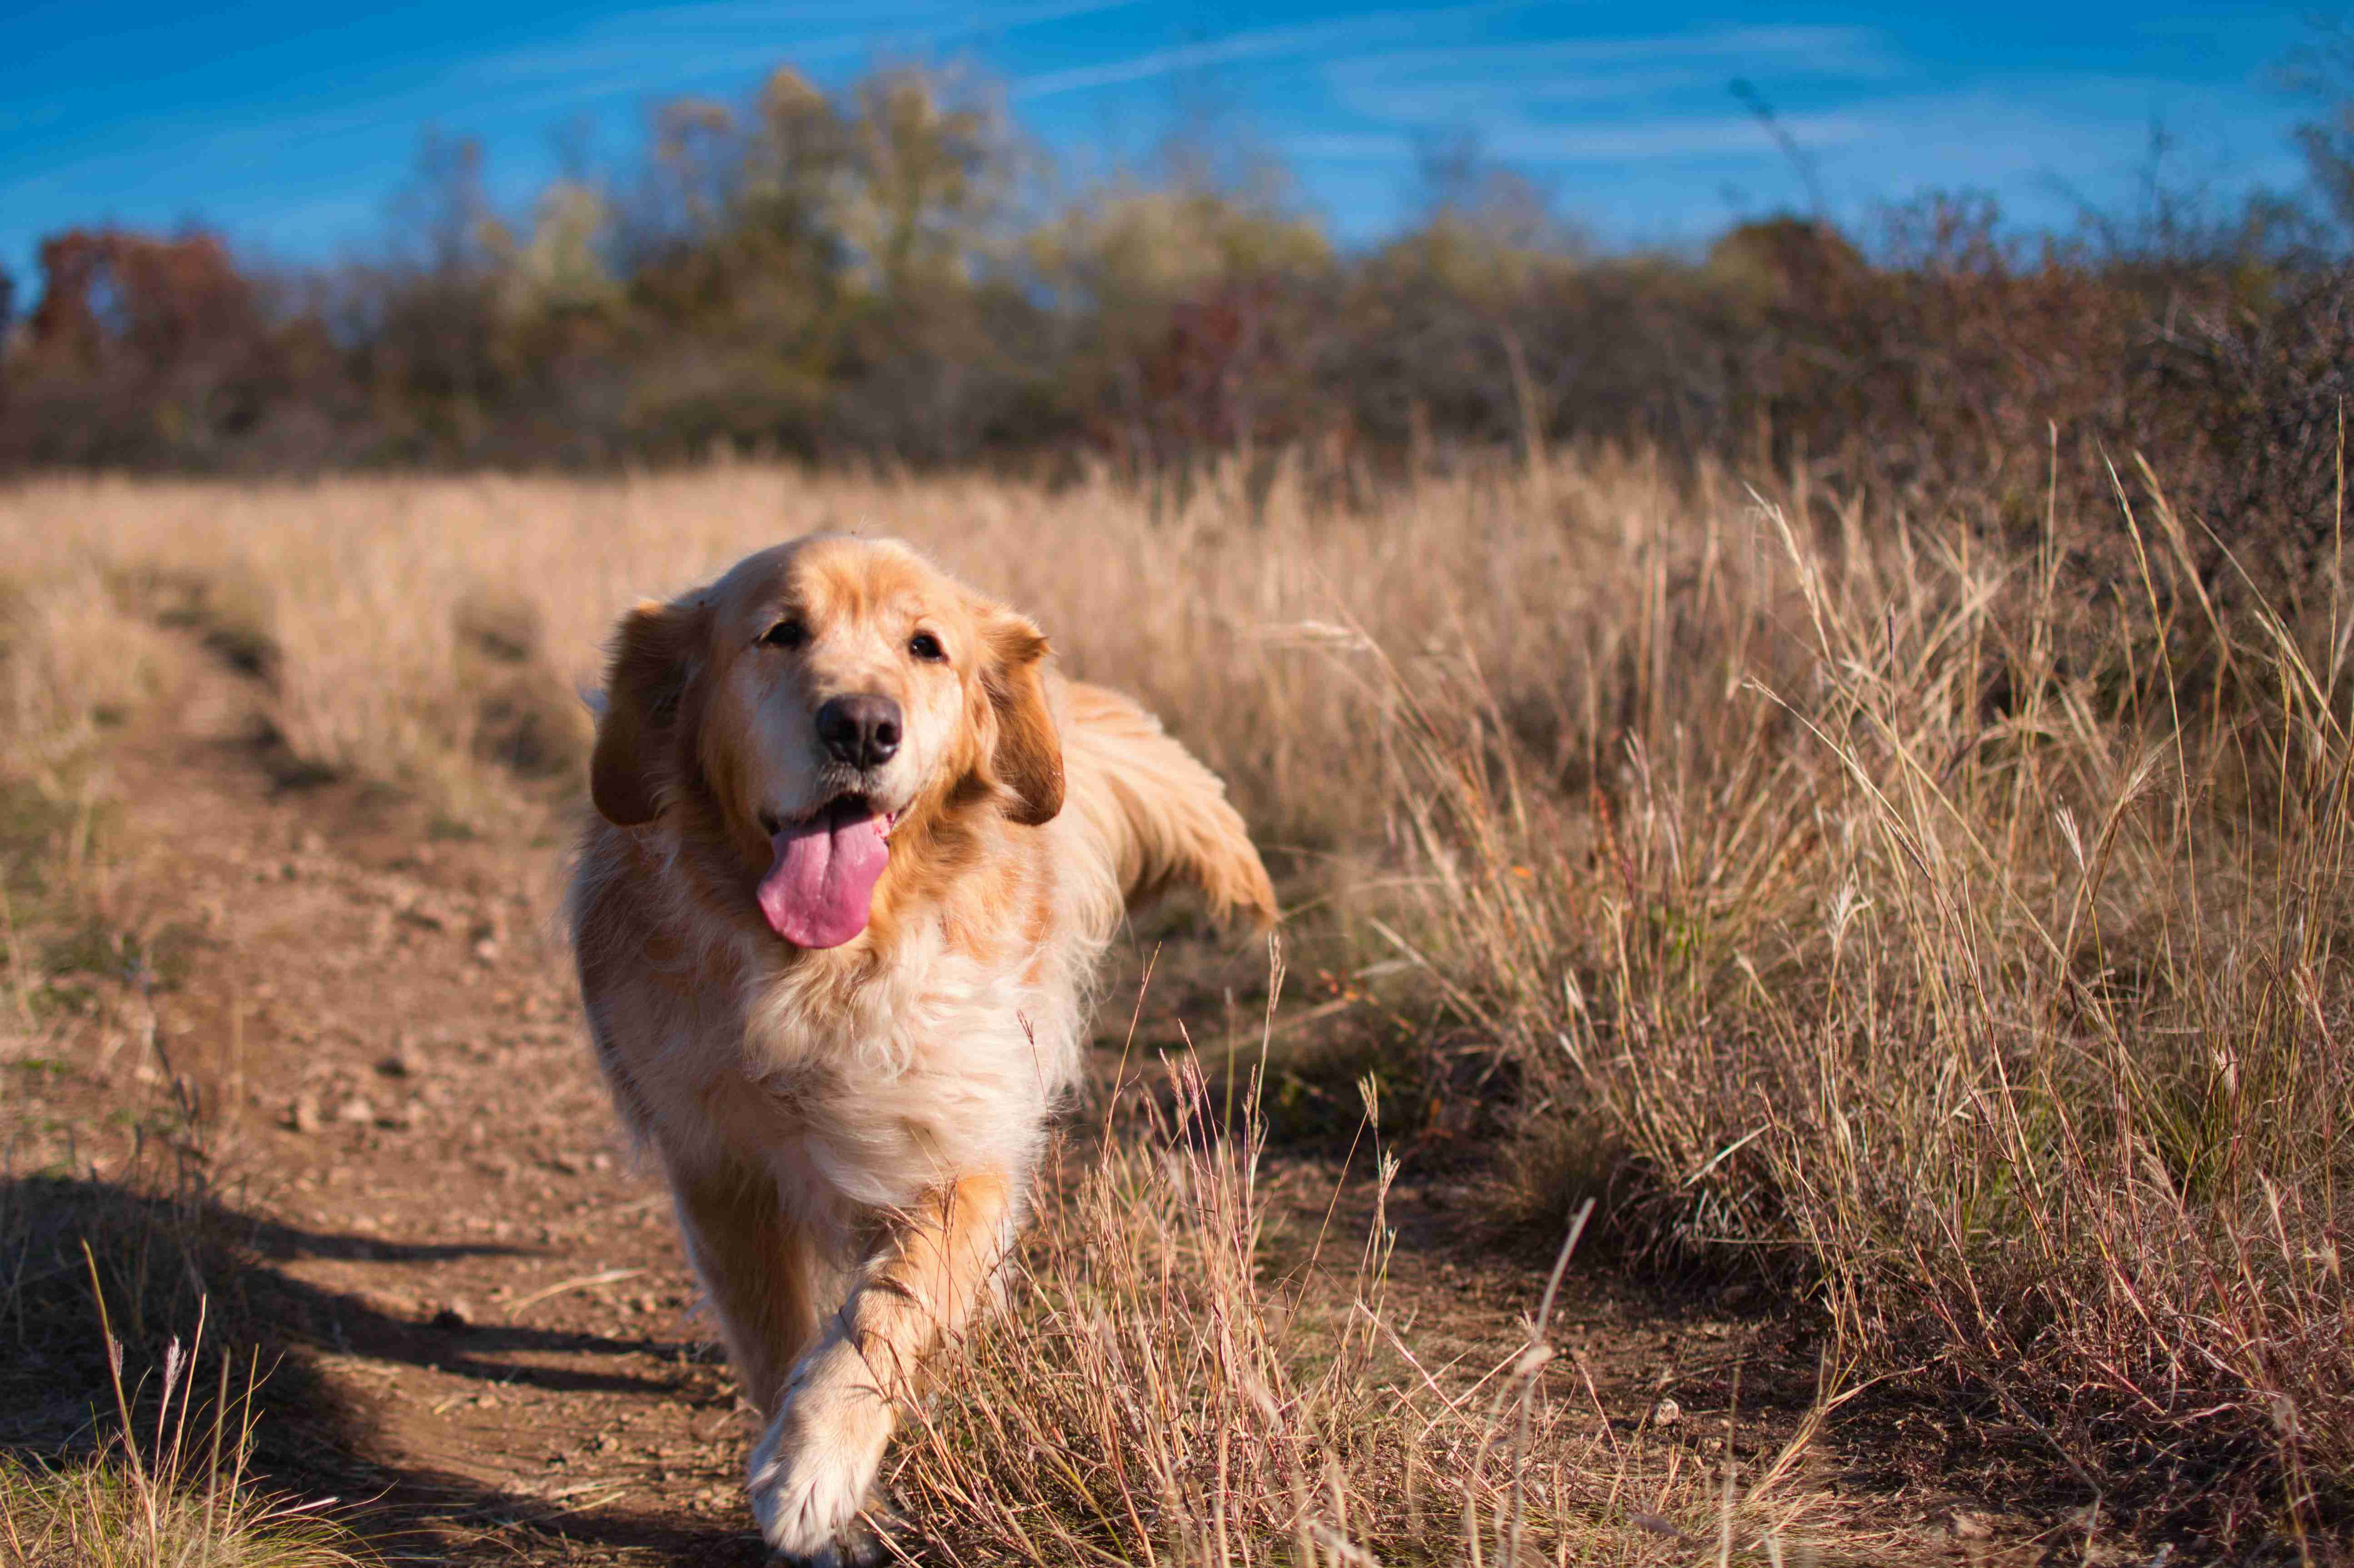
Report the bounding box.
[908,631,946,662]
[761,619,808,650]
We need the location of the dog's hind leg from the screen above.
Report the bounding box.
[669,1160,823,1417]
[750,1171,1014,1565]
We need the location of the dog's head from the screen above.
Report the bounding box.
[587,536,1063,948]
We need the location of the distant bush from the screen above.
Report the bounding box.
[2,60,2349,567]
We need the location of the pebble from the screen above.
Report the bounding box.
[334,1095,376,1125]
[289,1094,323,1133]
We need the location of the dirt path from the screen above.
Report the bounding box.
[7,646,1978,1564]
[59,652,757,1560]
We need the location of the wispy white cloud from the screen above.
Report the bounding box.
[1012,18,1368,99]
[1336,25,1896,83]
[465,6,918,86]
[1,0,2305,279]
[1794,81,2306,194]
[1327,63,1719,124]
[950,0,1155,43]
[1323,26,1895,127]
[2,0,1156,254]
[470,36,861,90]
[1292,109,1873,167]
[473,0,1142,93]
[1011,0,1524,100]
[1294,69,2305,245]
[1500,111,1872,163]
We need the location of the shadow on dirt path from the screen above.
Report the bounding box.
[0,1169,776,1564]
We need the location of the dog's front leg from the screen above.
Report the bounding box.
[671,1161,824,1416]
[750,1170,1011,1565]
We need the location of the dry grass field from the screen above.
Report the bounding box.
[0,450,2347,1564]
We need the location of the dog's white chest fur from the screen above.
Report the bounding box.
[725,916,1083,1216]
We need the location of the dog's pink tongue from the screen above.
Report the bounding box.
[756,805,890,948]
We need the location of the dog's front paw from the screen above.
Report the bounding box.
[748,1339,897,1565]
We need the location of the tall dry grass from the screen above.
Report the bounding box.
[1369,466,2354,1536]
[0,450,1708,846]
[1,448,2347,1545]
[0,1278,373,1568]
[897,980,1861,1566]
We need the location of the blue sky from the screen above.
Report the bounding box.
[0,0,2323,295]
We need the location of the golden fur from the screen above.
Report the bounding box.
[567,535,1275,1564]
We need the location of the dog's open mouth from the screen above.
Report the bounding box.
[756,795,898,949]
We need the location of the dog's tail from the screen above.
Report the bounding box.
[1059,680,1279,930]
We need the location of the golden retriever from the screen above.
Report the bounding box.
[567,534,1275,1563]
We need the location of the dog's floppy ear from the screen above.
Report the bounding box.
[589,599,702,826]
[980,609,1063,827]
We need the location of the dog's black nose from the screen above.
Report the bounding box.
[816,694,902,768]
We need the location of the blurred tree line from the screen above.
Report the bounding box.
[4,57,2353,548]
